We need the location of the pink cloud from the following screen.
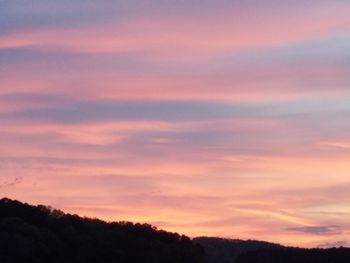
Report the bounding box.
[2,0,350,248]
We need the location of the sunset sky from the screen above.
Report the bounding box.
[1,0,350,248]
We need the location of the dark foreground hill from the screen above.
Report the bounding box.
[235,246,350,263]
[0,198,204,263]
[1,198,350,263]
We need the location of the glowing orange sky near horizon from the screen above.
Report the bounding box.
[1,0,350,248]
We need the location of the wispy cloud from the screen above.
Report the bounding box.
[286,226,341,235]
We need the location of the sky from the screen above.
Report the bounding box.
[1,0,350,248]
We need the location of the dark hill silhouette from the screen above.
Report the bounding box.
[1,198,350,263]
[194,237,350,263]
[194,237,282,263]
[0,198,204,263]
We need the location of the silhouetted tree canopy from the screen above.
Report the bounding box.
[0,198,204,263]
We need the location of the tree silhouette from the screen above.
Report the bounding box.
[0,198,204,263]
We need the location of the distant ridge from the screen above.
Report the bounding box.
[194,236,350,263]
[194,237,282,263]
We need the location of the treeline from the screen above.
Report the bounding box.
[0,198,204,263]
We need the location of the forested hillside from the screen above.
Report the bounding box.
[0,198,204,263]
